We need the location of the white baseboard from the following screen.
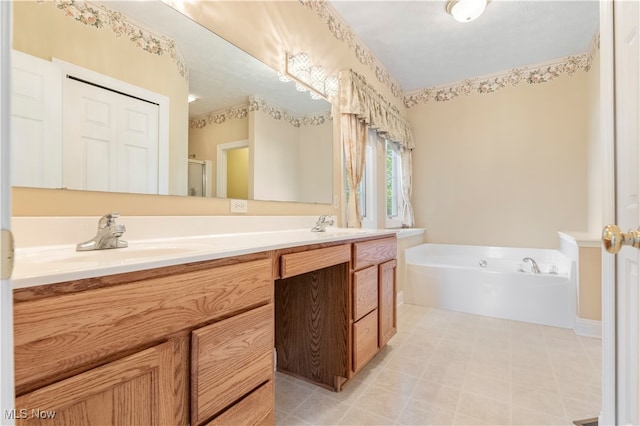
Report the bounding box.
[574,316,602,338]
[397,291,404,307]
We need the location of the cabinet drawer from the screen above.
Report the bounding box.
[353,265,378,321]
[353,309,378,372]
[191,304,274,426]
[205,380,274,426]
[280,244,351,279]
[353,237,397,270]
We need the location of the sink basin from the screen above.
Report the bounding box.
[13,241,218,278]
[314,229,371,237]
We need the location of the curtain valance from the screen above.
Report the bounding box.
[339,69,415,150]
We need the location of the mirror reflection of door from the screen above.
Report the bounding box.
[226,147,248,200]
[216,139,249,199]
[63,76,160,194]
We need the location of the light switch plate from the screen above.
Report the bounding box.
[230,199,248,213]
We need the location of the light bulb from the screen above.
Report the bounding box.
[447,0,487,23]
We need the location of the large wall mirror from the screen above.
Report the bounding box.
[11,0,333,204]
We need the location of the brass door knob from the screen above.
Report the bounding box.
[602,224,640,254]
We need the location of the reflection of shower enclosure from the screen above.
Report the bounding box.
[188,159,212,197]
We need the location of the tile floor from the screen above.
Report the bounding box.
[275,304,601,425]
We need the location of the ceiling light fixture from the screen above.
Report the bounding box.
[446,0,488,23]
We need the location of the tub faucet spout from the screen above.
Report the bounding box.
[522,257,540,274]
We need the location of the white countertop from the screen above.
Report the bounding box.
[12,228,396,289]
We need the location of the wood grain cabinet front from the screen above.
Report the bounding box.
[353,265,378,321]
[378,259,397,347]
[191,304,274,426]
[13,254,274,426]
[351,236,398,376]
[205,381,274,426]
[353,309,379,372]
[15,340,181,426]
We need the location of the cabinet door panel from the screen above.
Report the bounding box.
[379,259,397,347]
[15,341,179,426]
[192,304,274,425]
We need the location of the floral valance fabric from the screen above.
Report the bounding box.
[339,70,415,150]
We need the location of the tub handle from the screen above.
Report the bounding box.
[602,224,640,254]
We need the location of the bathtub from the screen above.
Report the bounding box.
[405,244,576,328]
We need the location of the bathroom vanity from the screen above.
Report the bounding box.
[11,227,397,425]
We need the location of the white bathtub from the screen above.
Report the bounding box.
[405,244,576,328]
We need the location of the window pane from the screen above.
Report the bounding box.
[386,142,399,218]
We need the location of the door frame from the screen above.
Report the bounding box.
[216,139,248,198]
[600,0,616,424]
[0,0,15,423]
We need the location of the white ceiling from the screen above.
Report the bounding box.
[101,0,599,115]
[328,0,600,92]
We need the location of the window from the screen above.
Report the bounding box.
[386,140,403,228]
[344,129,377,229]
[344,132,405,229]
[360,135,377,228]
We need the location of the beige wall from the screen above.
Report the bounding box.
[13,1,189,197]
[578,246,602,321]
[251,110,300,202]
[407,71,593,249]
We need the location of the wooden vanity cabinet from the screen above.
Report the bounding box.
[351,237,397,374]
[275,235,398,390]
[12,233,397,423]
[13,254,275,426]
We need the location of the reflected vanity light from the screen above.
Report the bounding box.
[445,0,488,22]
[284,52,339,100]
[188,94,197,103]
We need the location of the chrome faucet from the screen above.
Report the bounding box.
[76,213,128,251]
[311,215,335,232]
[522,257,540,274]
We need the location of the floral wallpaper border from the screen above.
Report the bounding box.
[403,32,600,107]
[189,97,332,129]
[45,0,188,80]
[300,0,599,107]
[299,0,404,99]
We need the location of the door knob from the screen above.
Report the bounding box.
[602,224,640,254]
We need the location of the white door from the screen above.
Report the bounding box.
[10,50,61,189]
[602,1,640,425]
[63,76,160,194]
[0,1,15,425]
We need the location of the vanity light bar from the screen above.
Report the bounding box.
[284,52,338,100]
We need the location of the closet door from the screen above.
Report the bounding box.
[10,50,62,189]
[62,76,159,194]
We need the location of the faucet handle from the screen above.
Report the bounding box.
[318,215,332,223]
[98,212,121,228]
